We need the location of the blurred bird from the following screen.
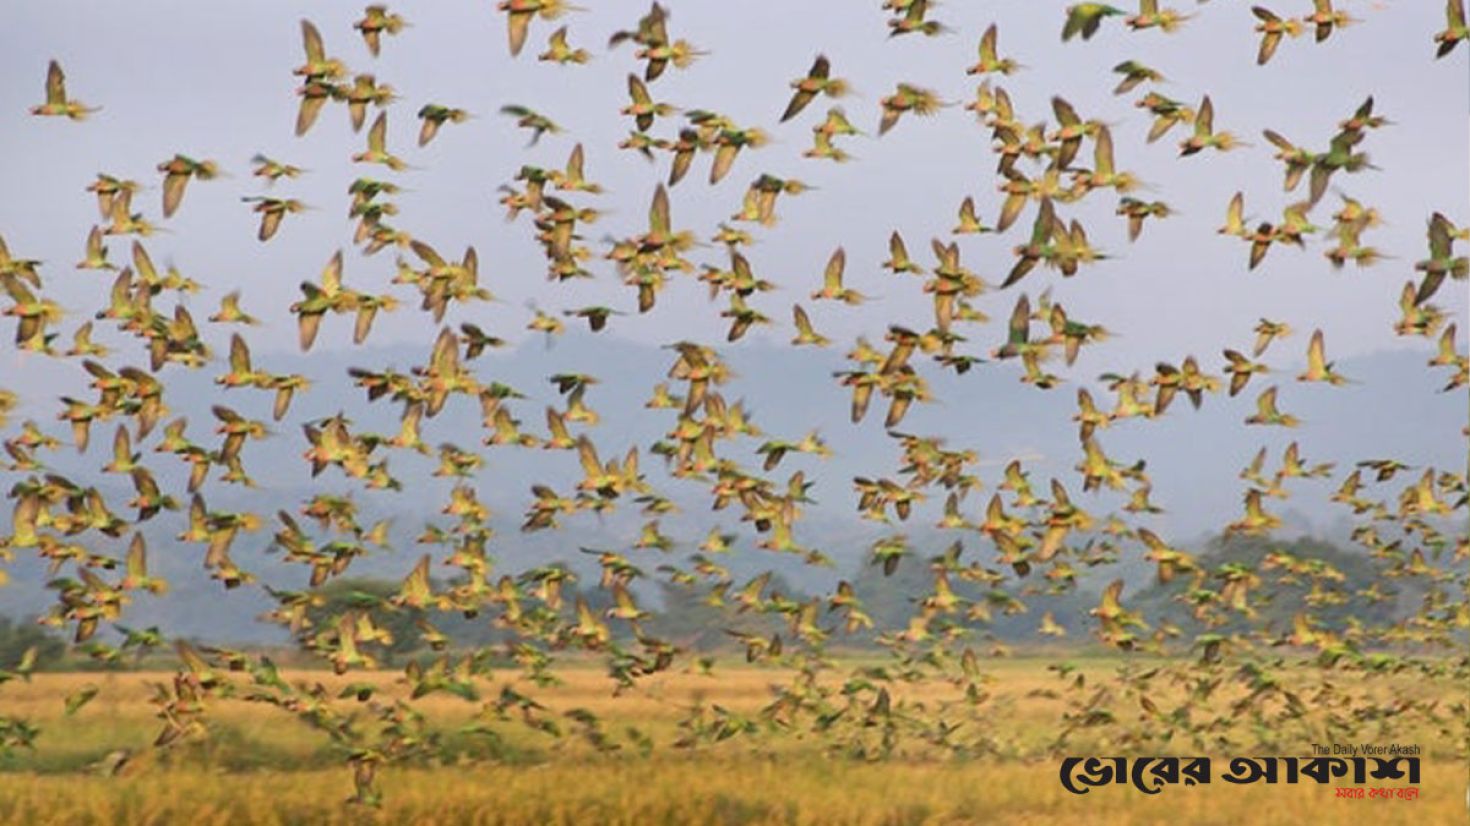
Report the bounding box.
[31,60,98,120]
[781,56,849,122]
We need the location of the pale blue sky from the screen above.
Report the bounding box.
[0,0,1463,374]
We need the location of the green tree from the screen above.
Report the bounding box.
[0,615,65,672]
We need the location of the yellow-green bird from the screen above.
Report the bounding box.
[1223,348,1270,396]
[337,73,396,132]
[887,0,947,37]
[1136,92,1195,143]
[1116,197,1170,241]
[3,277,64,349]
[102,424,140,474]
[1414,212,1469,304]
[623,74,676,132]
[633,30,704,81]
[290,251,351,351]
[1306,128,1374,206]
[539,26,590,64]
[790,305,830,347]
[1297,329,1350,385]
[64,684,101,716]
[953,197,992,235]
[1001,198,1061,287]
[781,55,848,122]
[1302,0,1354,43]
[1139,529,1198,583]
[563,306,623,333]
[64,321,109,358]
[1337,96,1391,136]
[500,104,561,145]
[1244,386,1300,427]
[878,84,945,136]
[351,112,408,170]
[737,174,812,226]
[499,0,579,57]
[117,529,166,593]
[608,2,668,58]
[157,154,220,218]
[1090,579,1146,649]
[805,126,853,163]
[1227,488,1282,535]
[527,306,565,338]
[31,60,98,120]
[659,128,702,185]
[242,197,308,242]
[968,24,1021,75]
[811,248,867,304]
[1394,282,1444,338]
[708,124,766,185]
[295,20,346,81]
[294,77,340,137]
[1072,125,1138,193]
[1179,96,1242,156]
[1437,0,1468,57]
[76,226,115,271]
[417,104,471,147]
[251,154,305,184]
[85,174,140,220]
[815,106,860,138]
[1126,0,1191,33]
[606,2,700,80]
[1261,129,1316,192]
[350,292,398,345]
[1252,6,1303,65]
[1062,4,1125,42]
[720,294,770,342]
[354,5,408,57]
[553,143,602,193]
[1111,60,1161,94]
[883,231,925,275]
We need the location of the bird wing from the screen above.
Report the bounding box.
[1052,96,1079,128]
[229,333,252,374]
[366,112,388,153]
[302,20,326,62]
[823,247,846,291]
[1428,213,1453,259]
[411,239,447,269]
[1007,294,1031,345]
[1093,125,1116,177]
[648,184,671,234]
[627,74,651,106]
[1257,386,1279,416]
[45,60,67,105]
[577,436,602,478]
[1195,95,1214,136]
[1307,329,1326,373]
[161,173,188,219]
[506,10,532,57]
[979,24,999,61]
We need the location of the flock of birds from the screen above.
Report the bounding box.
[1,0,1467,807]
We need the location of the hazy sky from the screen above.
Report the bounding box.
[0,0,1464,375]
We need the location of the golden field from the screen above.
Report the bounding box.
[0,661,1462,825]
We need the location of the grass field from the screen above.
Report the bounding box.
[0,660,1462,825]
